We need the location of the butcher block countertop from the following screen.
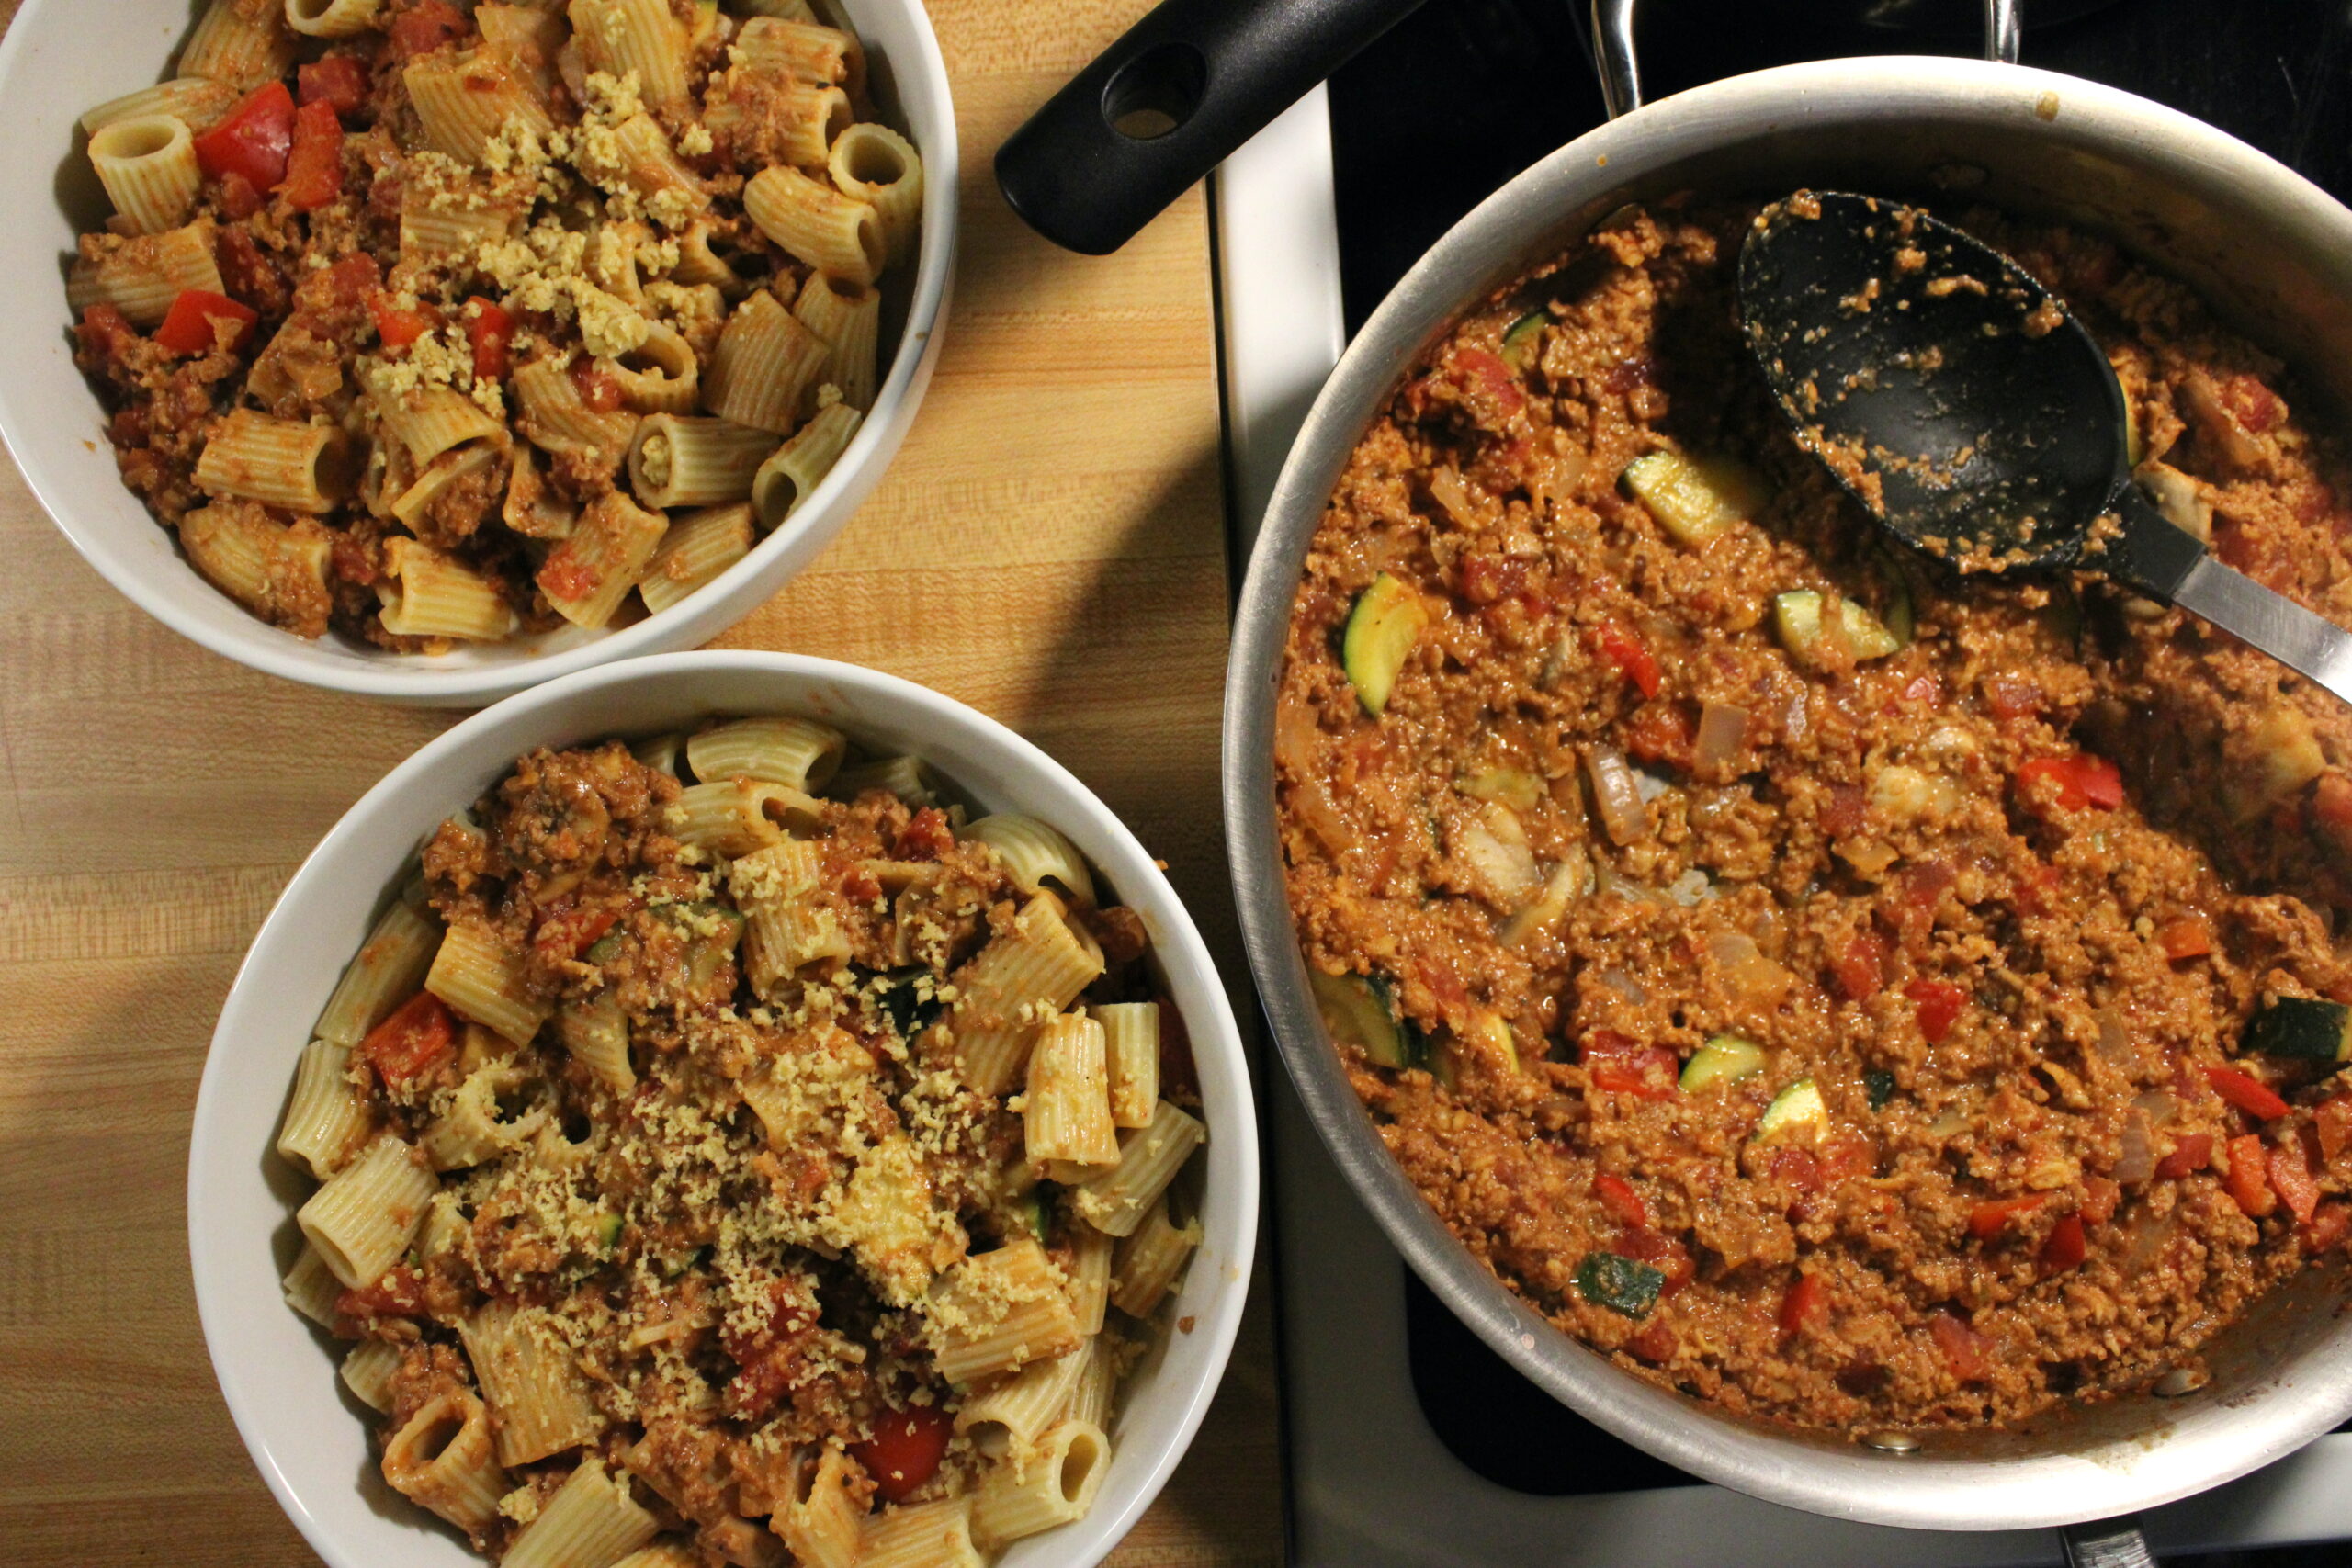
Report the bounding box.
[0,2,1283,1562]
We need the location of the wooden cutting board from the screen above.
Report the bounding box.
[0,2,1282,1562]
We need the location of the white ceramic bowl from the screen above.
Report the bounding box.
[188,650,1260,1568]
[0,3,956,706]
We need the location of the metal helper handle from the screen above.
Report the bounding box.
[2062,1517,2158,1568]
[1589,0,2024,118]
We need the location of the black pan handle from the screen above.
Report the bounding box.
[995,0,1428,255]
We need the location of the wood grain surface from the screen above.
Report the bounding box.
[0,3,1283,1562]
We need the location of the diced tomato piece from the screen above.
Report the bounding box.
[2154,1131,2213,1180]
[1624,701,1694,768]
[1627,1319,1677,1362]
[2016,753,2125,814]
[2013,859,2062,918]
[1763,1145,1823,1196]
[2155,916,2212,961]
[1593,1172,1649,1230]
[1928,1311,1990,1382]
[2227,1133,2278,1216]
[2270,1131,2322,1223]
[1779,1273,1830,1339]
[280,97,344,209]
[372,298,439,349]
[216,170,263,220]
[2221,372,2286,434]
[2038,1213,2087,1275]
[2316,1095,2352,1168]
[2206,1064,2290,1121]
[2080,1176,2120,1225]
[1905,978,1967,1044]
[570,354,625,412]
[1590,1048,1679,1100]
[893,806,956,862]
[1817,1134,1877,1183]
[390,0,469,58]
[1984,674,2043,721]
[465,296,515,382]
[193,81,295,191]
[1967,1194,2046,1241]
[299,53,371,115]
[852,1404,952,1503]
[1452,346,1526,419]
[1614,1224,1694,1294]
[1593,620,1661,699]
[1831,931,1887,1001]
[1900,858,1957,910]
[531,900,621,964]
[358,990,456,1086]
[152,289,258,357]
[1820,784,1867,837]
[2303,1200,2351,1253]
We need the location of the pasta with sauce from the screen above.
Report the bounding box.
[275,715,1205,1563]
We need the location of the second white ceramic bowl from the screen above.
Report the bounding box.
[0,2,956,705]
[187,650,1259,1568]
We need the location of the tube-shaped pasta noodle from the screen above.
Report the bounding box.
[281,1243,343,1326]
[297,1132,437,1287]
[420,1061,548,1169]
[929,1237,1083,1385]
[704,290,829,434]
[196,412,354,512]
[178,505,334,633]
[608,1549,702,1568]
[581,113,707,223]
[934,895,1105,1097]
[180,0,298,89]
[476,3,566,102]
[729,840,848,995]
[745,166,883,284]
[628,413,775,509]
[405,50,555,164]
[67,219,224,325]
[317,898,441,1045]
[503,444,582,541]
[378,534,522,642]
[1111,1194,1202,1317]
[460,1299,610,1465]
[956,1347,1087,1447]
[666,779,820,857]
[375,382,508,468]
[382,1389,509,1533]
[859,1498,982,1568]
[539,490,670,628]
[390,441,507,531]
[738,0,818,22]
[734,17,854,85]
[512,357,639,468]
[1096,1001,1160,1129]
[687,716,845,790]
[636,502,753,615]
[557,988,635,1092]
[631,731,685,778]
[400,178,527,264]
[285,0,382,38]
[828,753,938,807]
[707,73,848,170]
[1061,1329,1117,1430]
[277,1038,373,1179]
[1073,1100,1205,1237]
[963,815,1096,904]
[970,1420,1111,1548]
[750,401,861,530]
[777,1445,865,1568]
[569,0,690,107]
[605,321,700,413]
[1025,1015,1119,1168]
[790,273,879,411]
[1066,1220,1114,1335]
[339,1337,402,1411]
[829,121,922,268]
[80,77,241,135]
[502,1455,658,1568]
[88,115,201,236]
[427,918,552,1045]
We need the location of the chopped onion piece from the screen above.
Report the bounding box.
[1693,699,1750,774]
[2095,1009,2133,1068]
[1587,746,1648,843]
[1665,868,1713,907]
[1598,967,1649,1005]
[2113,1111,2155,1184]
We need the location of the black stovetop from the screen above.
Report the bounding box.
[1322,3,2352,1556]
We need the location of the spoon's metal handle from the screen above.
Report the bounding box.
[2107,490,2352,706]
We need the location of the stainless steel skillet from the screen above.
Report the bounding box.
[1014,1,2352,1562]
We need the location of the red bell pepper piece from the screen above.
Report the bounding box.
[465,296,515,383]
[193,81,295,191]
[372,298,440,349]
[1905,978,1967,1044]
[2226,1133,2277,1216]
[2155,915,2212,960]
[2206,1064,2290,1121]
[2154,1131,2212,1180]
[2016,753,2126,814]
[390,0,469,59]
[851,1404,953,1504]
[1967,1194,2045,1241]
[2038,1214,2086,1275]
[1830,931,1887,1001]
[358,990,456,1087]
[1593,1172,1648,1230]
[1928,1312,1989,1382]
[280,97,344,210]
[1779,1273,1830,1339]
[1593,620,1661,699]
[152,289,258,357]
[299,53,371,115]
[2270,1132,2322,1223]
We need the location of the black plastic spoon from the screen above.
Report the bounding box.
[1737,189,2352,704]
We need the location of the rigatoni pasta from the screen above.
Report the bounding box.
[70,0,923,649]
[275,717,1208,1565]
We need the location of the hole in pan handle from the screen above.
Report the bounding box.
[2062,1515,2158,1568]
[1588,0,2023,118]
[993,0,1428,256]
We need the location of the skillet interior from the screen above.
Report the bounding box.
[1225,53,2352,1530]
